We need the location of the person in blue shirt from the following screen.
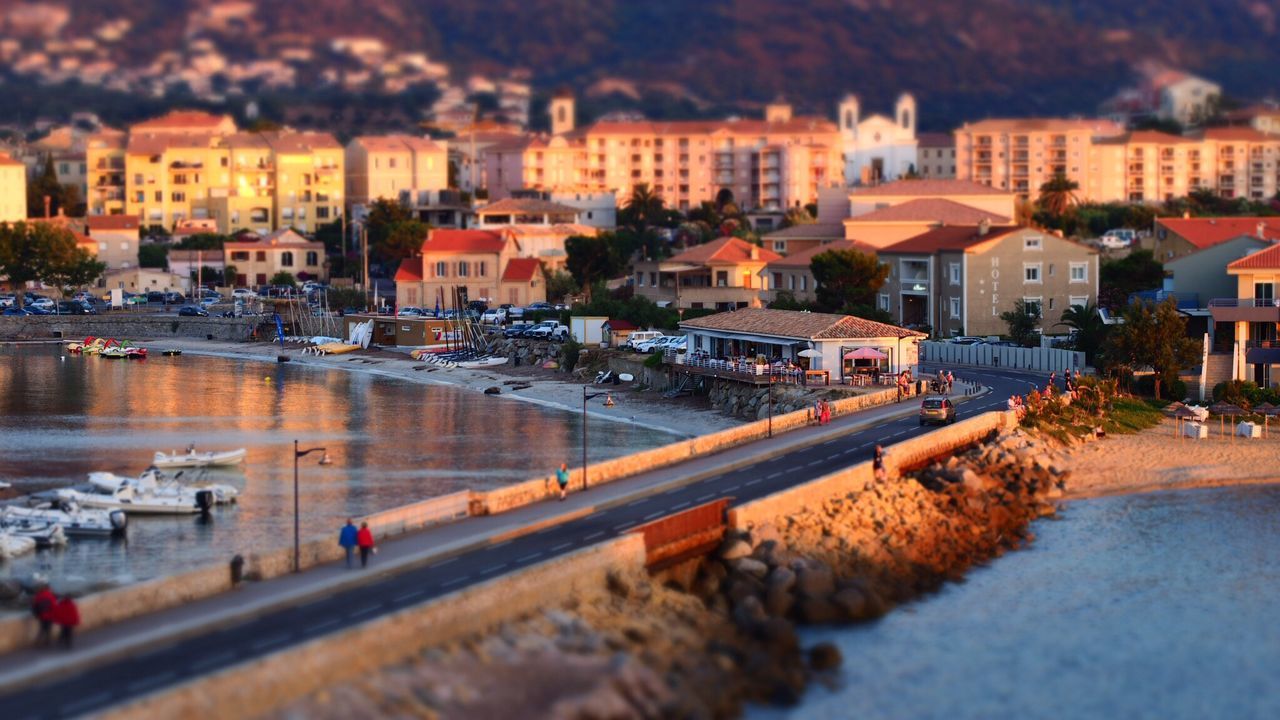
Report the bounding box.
[556,463,570,501]
[338,518,359,568]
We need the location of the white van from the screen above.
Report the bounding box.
[625,331,663,351]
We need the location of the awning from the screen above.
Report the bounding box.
[844,347,888,361]
[1246,347,1280,365]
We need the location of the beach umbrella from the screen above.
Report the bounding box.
[1173,405,1201,440]
[1164,401,1187,437]
[843,347,888,361]
[797,348,821,358]
[1258,402,1280,437]
[1209,401,1246,441]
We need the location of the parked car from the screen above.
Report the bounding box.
[199,296,218,307]
[0,295,14,308]
[25,306,51,315]
[125,294,148,306]
[232,288,256,299]
[178,305,209,317]
[2,307,30,316]
[480,308,506,324]
[28,297,54,310]
[919,396,957,426]
[1098,229,1135,250]
[950,336,984,345]
[624,331,664,351]
[504,322,535,338]
[398,306,427,317]
[635,335,681,353]
[54,301,90,315]
[164,291,186,304]
[525,321,570,341]
[507,306,526,320]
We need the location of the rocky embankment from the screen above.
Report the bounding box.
[281,428,1067,719]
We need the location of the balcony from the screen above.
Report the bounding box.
[1130,290,1200,310]
[1208,297,1280,323]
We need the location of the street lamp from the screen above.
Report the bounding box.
[581,387,615,491]
[293,440,332,573]
[767,372,776,438]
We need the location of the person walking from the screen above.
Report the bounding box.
[356,522,375,568]
[338,518,359,569]
[873,445,887,482]
[946,370,955,395]
[556,462,570,501]
[54,595,79,650]
[31,584,57,647]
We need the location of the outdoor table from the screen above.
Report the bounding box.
[804,369,830,386]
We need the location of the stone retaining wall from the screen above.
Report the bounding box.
[0,316,258,342]
[101,535,647,720]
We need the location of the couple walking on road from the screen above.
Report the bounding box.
[30,583,80,649]
[338,519,377,568]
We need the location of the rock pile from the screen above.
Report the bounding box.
[708,380,845,420]
[493,338,564,368]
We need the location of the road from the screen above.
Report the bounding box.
[3,367,1044,719]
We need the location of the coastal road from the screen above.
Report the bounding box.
[3,367,1044,719]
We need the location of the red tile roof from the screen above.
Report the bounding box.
[668,236,780,265]
[86,215,140,231]
[132,111,234,132]
[603,319,638,331]
[0,152,23,167]
[679,307,924,340]
[848,198,1010,224]
[1158,217,1280,249]
[960,118,1124,134]
[1227,242,1280,270]
[1198,127,1280,142]
[420,229,506,255]
[501,257,541,282]
[394,258,423,282]
[851,179,1012,197]
[762,223,845,240]
[766,240,876,269]
[880,225,1021,254]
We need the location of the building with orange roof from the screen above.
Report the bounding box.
[955,117,1125,201]
[0,151,26,222]
[345,135,448,208]
[759,239,875,304]
[222,229,327,287]
[633,236,780,311]
[1209,241,1280,386]
[393,228,547,309]
[878,223,1098,338]
[86,214,140,269]
[1152,216,1280,262]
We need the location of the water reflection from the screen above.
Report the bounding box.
[0,345,675,591]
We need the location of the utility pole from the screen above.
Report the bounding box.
[361,224,370,311]
[196,248,203,300]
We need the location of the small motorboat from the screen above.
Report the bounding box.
[56,483,215,516]
[162,349,182,356]
[88,468,237,505]
[0,531,37,559]
[0,516,66,548]
[152,446,246,470]
[5,501,127,537]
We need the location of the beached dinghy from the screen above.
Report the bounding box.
[0,517,66,548]
[0,531,37,558]
[88,468,237,505]
[152,446,246,469]
[4,502,127,537]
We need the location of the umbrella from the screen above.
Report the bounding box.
[844,347,888,361]
[1173,405,1201,440]
[1164,401,1187,437]
[1208,401,1246,441]
[1257,402,1280,437]
[797,348,821,358]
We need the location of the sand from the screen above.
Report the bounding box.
[1064,417,1280,499]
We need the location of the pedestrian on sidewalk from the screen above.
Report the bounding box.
[54,594,79,649]
[31,583,56,647]
[820,399,831,425]
[946,370,955,395]
[356,522,375,568]
[338,518,359,568]
[556,462,570,501]
[873,444,887,482]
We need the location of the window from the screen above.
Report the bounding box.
[256,251,266,262]
[1023,235,1043,250]
[637,272,645,287]
[154,191,162,203]
[1069,262,1088,283]
[435,261,448,277]
[281,251,294,267]
[771,272,782,289]
[949,262,961,285]
[458,261,469,277]
[1024,263,1042,283]
[799,276,808,291]
[949,297,961,319]
[773,240,786,252]
[788,275,795,291]
[305,251,319,266]
[1069,295,1089,308]
[477,262,486,277]
[1023,297,1043,318]
[879,293,890,311]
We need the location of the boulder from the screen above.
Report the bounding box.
[766,566,796,593]
[483,386,501,395]
[718,538,753,561]
[797,597,842,624]
[831,587,871,620]
[808,642,843,671]
[733,558,769,579]
[764,584,794,618]
[795,564,835,598]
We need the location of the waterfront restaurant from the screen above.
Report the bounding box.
[677,308,925,385]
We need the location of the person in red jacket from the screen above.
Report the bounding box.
[54,595,80,649]
[356,522,375,568]
[30,585,57,647]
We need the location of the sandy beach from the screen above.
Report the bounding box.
[147,337,744,438]
[1064,417,1280,498]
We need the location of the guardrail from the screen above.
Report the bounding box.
[1207,298,1280,308]
[631,498,730,571]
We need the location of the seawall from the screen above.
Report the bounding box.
[0,315,258,342]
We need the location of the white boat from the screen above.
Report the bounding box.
[0,531,37,559]
[4,502,127,537]
[456,355,509,369]
[0,516,66,547]
[89,469,238,505]
[152,447,247,469]
[60,470,217,515]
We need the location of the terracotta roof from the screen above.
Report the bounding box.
[351,134,444,153]
[1158,217,1280,249]
[586,117,838,137]
[420,229,506,255]
[127,132,217,154]
[766,240,876,269]
[394,258,423,282]
[959,118,1124,135]
[1094,130,1197,146]
[848,198,1011,224]
[86,215,139,231]
[916,132,954,148]
[668,236,780,266]
[500,257,541,282]
[262,130,342,153]
[880,225,1021,254]
[762,223,845,240]
[168,249,225,263]
[1227,242,1280,270]
[133,111,234,132]
[680,308,923,341]
[0,152,22,167]
[851,179,1012,197]
[504,223,597,237]
[225,229,323,250]
[476,198,581,216]
[1197,127,1280,143]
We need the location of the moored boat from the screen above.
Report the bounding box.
[0,531,37,558]
[4,502,127,537]
[88,468,237,505]
[0,516,66,548]
[152,447,246,469]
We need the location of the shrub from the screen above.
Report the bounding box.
[643,351,664,368]
[560,339,584,372]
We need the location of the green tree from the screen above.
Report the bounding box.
[26,154,81,218]
[0,222,97,307]
[809,248,889,314]
[1100,249,1164,308]
[44,247,105,298]
[619,183,664,234]
[1056,300,1108,365]
[1037,173,1080,220]
[565,234,623,296]
[173,233,228,250]
[1000,299,1042,347]
[544,268,580,302]
[138,243,168,268]
[1105,297,1200,399]
[364,198,412,256]
[781,206,815,229]
[380,219,429,265]
[269,271,297,288]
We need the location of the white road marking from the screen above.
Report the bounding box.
[724,484,740,492]
[614,522,636,532]
[189,650,237,673]
[672,501,690,510]
[745,478,762,486]
[807,459,822,467]
[695,493,715,502]
[393,589,427,604]
[643,511,663,520]
[349,605,382,620]
[550,541,573,552]
[309,617,342,635]
[515,552,543,563]
[826,453,840,460]
[250,635,291,652]
[430,556,459,569]
[480,563,508,575]
[62,692,113,715]
[766,472,782,479]
[627,498,647,507]
[442,575,470,588]
[584,531,605,541]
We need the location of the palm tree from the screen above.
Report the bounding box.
[1057,300,1107,365]
[623,183,664,233]
[1037,173,1080,219]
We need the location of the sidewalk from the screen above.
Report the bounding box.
[0,379,986,692]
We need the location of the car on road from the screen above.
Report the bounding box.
[178,305,209,317]
[919,396,957,426]
[2,307,31,316]
[198,296,219,307]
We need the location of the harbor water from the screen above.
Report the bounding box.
[753,484,1280,719]
[0,344,675,593]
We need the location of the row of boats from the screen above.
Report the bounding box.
[66,337,150,359]
[0,446,247,558]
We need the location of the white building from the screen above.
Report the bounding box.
[838,93,919,186]
[1160,74,1221,127]
[549,190,616,229]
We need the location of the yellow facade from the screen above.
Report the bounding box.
[0,153,27,222]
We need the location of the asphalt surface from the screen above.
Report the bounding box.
[3,367,1044,719]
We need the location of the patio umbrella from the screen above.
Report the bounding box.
[797,348,822,358]
[1173,405,1201,440]
[843,347,888,360]
[1164,401,1187,437]
[1208,401,1246,441]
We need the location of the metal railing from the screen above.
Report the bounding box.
[1207,298,1280,308]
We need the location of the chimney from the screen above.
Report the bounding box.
[1258,221,1267,239]
[43,195,51,218]
[1183,210,1191,219]
[750,245,760,260]
[977,217,991,236]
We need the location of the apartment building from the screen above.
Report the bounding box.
[0,152,26,222]
[843,179,1016,248]
[345,135,448,207]
[393,229,545,308]
[85,214,140,269]
[86,111,344,235]
[877,224,1099,338]
[1210,243,1280,387]
[223,229,327,286]
[954,118,1125,200]
[916,133,956,179]
[760,239,874,304]
[485,96,842,213]
[633,236,779,311]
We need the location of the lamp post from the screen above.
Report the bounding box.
[581,387,615,491]
[767,372,776,438]
[293,440,332,573]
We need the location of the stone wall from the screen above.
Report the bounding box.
[0,316,259,342]
[99,535,648,720]
[607,354,672,391]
